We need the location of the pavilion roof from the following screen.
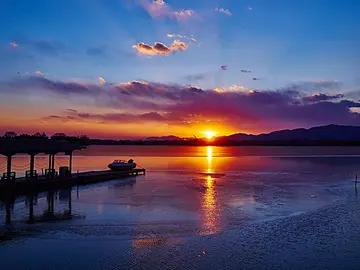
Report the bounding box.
[0,138,85,155]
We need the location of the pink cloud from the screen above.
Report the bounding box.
[3,77,360,132]
[139,0,195,21]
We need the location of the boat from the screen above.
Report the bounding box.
[108,159,137,171]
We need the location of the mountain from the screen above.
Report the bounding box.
[221,125,360,143]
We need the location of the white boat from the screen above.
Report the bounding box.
[108,159,137,171]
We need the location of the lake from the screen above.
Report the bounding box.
[1,145,360,269]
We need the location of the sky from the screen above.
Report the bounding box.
[0,0,360,139]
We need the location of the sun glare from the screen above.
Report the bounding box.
[204,130,216,140]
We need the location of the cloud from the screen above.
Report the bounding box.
[139,0,195,21]
[8,39,66,56]
[133,40,188,56]
[46,109,169,123]
[4,76,96,95]
[9,41,19,49]
[214,85,251,93]
[173,9,195,20]
[3,77,360,131]
[283,80,342,93]
[167,33,197,43]
[215,8,232,16]
[33,40,65,55]
[35,70,45,77]
[183,73,208,83]
[98,76,106,86]
[302,93,344,103]
[220,65,228,71]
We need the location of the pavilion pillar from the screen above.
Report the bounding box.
[48,154,52,171]
[6,155,12,181]
[29,154,35,178]
[51,154,55,170]
[69,151,73,174]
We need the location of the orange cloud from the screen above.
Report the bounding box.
[133,40,188,56]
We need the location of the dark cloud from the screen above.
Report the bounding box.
[33,40,66,55]
[46,109,172,123]
[133,40,188,56]
[3,77,360,130]
[5,76,95,95]
[183,73,208,83]
[302,93,344,103]
[283,80,342,93]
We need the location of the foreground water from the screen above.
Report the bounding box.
[1,146,360,269]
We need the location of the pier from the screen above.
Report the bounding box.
[0,138,145,196]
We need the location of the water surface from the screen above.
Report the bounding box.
[0,146,359,269]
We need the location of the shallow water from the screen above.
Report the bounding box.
[0,146,359,269]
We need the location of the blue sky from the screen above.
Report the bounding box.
[0,1,360,138]
[1,0,359,89]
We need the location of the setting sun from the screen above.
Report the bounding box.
[204,130,216,140]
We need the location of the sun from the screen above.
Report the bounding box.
[204,130,216,140]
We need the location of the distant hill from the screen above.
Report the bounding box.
[145,135,183,141]
[220,125,360,144]
[9,124,359,146]
[136,125,360,145]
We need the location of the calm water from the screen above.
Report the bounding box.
[0,146,360,269]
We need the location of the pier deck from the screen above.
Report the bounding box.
[0,169,146,195]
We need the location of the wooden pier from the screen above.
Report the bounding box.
[0,169,146,195]
[0,138,146,196]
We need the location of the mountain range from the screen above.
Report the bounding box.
[145,125,360,145]
[221,124,360,142]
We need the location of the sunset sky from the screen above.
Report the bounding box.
[1,0,360,138]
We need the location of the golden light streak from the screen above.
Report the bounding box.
[206,146,213,173]
[201,146,220,235]
[201,175,219,235]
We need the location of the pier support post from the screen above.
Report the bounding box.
[68,188,72,215]
[28,194,34,223]
[5,202,11,225]
[47,191,55,216]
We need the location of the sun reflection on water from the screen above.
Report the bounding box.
[206,146,213,173]
[201,146,221,235]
